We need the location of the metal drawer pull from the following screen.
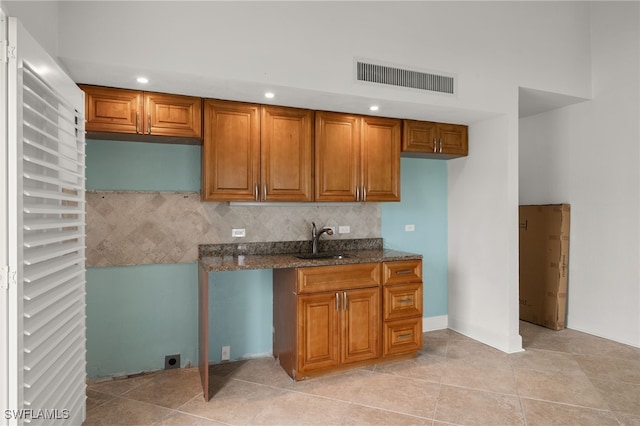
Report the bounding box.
[397,333,413,340]
[396,270,413,275]
[343,292,347,311]
[147,113,151,134]
[433,138,437,153]
[135,112,140,134]
[335,293,340,311]
[398,298,413,304]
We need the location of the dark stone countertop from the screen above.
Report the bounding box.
[198,239,422,272]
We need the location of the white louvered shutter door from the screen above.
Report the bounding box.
[4,16,86,425]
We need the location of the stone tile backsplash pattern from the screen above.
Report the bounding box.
[86,191,381,267]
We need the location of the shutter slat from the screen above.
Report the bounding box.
[23,171,82,190]
[23,217,83,231]
[23,265,84,300]
[23,186,83,203]
[24,241,83,265]
[23,252,83,283]
[23,155,83,178]
[23,349,84,405]
[23,202,82,215]
[23,291,83,337]
[23,229,83,248]
[24,137,83,167]
[23,279,80,318]
[23,303,84,352]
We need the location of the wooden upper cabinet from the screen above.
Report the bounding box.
[361,116,401,202]
[80,85,202,140]
[402,120,468,159]
[261,106,314,202]
[202,102,313,202]
[144,92,202,138]
[315,111,360,202]
[82,85,142,134]
[315,112,400,202]
[202,99,260,201]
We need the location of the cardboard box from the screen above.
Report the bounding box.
[519,204,570,330]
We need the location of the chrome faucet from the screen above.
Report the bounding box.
[312,222,333,254]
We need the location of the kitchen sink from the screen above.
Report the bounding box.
[294,252,347,260]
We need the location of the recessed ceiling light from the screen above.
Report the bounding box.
[369,105,379,112]
[264,92,275,99]
[136,77,149,84]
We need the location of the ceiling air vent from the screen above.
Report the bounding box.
[356,60,455,95]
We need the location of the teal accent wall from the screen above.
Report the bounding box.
[208,270,273,362]
[86,139,201,191]
[86,141,448,378]
[381,158,448,317]
[86,264,198,378]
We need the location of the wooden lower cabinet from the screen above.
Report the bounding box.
[273,259,423,380]
[298,287,379,374]
[382,260,424,356]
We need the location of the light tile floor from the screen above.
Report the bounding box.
[84,322,640,425]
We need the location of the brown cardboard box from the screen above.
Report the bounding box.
[519,204,570,330]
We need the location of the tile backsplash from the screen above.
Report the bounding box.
[86,191,381,267]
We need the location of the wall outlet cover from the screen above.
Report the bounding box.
[338,225,350,234]
[221,345,231,361]
[164,354,180,370]
[232,228,246,238]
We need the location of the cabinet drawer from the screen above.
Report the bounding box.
[383,283,423,321]
[383,318,422,356]
[383,260,422,285]
[297,263,381,294]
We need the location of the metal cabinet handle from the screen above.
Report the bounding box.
[147,113,151,134]
[136,112,140,134]
[398,333,413,340]
[356,185,360,202]
[398,298,414,304]
[396,270,412,275]
[439,139,443,153]
[336,293,340,311]
[263,183,267,201]
[363,185,367,202]
[254,183,259,201]
[343,292,347,311]
[433,138,437,153]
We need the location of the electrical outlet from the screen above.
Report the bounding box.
[338,225,350,234]
[405,224,415,232]
[221,345,230,361]
[232,228,246,238]
[164,354,180,370]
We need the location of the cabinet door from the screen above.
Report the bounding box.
[361,116,401,202]
[202,100,260,201]
[315,111,360,201]
[298,292,341,373]
[402,120,437,154]
[438,123,468,156]
[81,85,142,134]
[145,92,202,138]
[261,106,314,201]
[342,288,380,364]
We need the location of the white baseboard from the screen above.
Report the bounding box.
[448,316,523,353]
[423,315,448,332]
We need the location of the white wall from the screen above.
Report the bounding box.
[9,1,605,352]
[449,112,523,352]
[0,1,59,59]
[520,2,640,347]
